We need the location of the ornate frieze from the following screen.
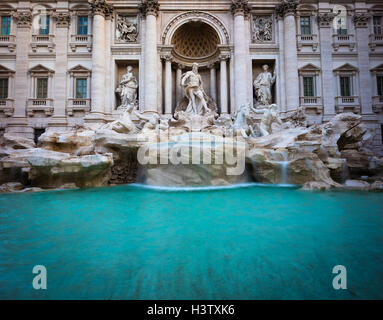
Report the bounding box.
[139,0,159,17]
[12,11,32,28]
[53,12,71,28]
[252,16,273,42]
[231,0,250,16]
[317,12,338,28]
[275,0,300,17]
[116,15,138,42]
[353,13,371,28]
[88,0,113,18]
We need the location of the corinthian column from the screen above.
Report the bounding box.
[208,63,217,103]
[276,0,300,112]
[231,0,249,111]
[318,12,337,119]
[9,10,32,137]
[176,64,184,105]
[162,54,172,115]
[140,0,159,113]
[51,11,71,127]
[354,13,373,115]
[87,0,112,122]
[219,55,229,114]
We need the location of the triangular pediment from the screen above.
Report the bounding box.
[29,64,55,74]
[0,64,15,73]
[371,64,383,72]
[299,63,321,72]
[333,63,358,72]
[68,65,91,73]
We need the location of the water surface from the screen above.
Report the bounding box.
[0,184,382,299]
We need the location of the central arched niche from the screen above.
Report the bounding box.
[171,21,220,62]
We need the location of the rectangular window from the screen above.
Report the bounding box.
[34,128,45,145]
[77,16,88,35]
[336,17,347,35]
[377,76,383,96]
[39,15,50,35]
[0,78,8,99]
[300,16,311,35]
[1,16,11,36]
[381,125,383,145]
[373,16,382,35]
[303,77,315,97]
[76,78,87,99]
[36,78,48,99]
[340,76,352,97]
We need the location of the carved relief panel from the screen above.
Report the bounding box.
[251,15,273,43]
[115,15,139,43]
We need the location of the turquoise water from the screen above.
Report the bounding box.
[0,183,382,300]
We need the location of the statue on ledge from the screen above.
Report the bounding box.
[116,66,138,112]
[181,62,210,115]
[254,64,276,107]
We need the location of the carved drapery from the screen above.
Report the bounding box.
[139,0,159,17]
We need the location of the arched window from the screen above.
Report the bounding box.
[333,5,348,35]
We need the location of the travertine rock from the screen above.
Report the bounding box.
[343,179,370,191]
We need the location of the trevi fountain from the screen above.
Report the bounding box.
[1,17,383,299]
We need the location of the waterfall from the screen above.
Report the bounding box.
[273,152,289,185]
[341,161,350,184]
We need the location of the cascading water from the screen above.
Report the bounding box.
[272,152,289,185]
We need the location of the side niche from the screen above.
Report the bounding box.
[115,15,139,43]
[252,15,273,43]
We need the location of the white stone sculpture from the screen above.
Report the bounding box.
[116,66,138,111]
[102,106,138,134]
[253,16,273,42]
[233,104,257,138]
[134,111,169,131]
[116,16,138,42]
[257,104,282,136]
[181,62,210,115]
[253,64,276,107]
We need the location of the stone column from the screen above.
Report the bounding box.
[163,54,172,115]
[51,11,71,127]
[231,0,249,110]
[175,64,184,105]
[208,63,217,103]
[9,10,32,137]
[276,0,300,112]
[140,0,159,113]
[318,12,337,120]
[354,13,373,115]
[86,0,111,122]
[220,55,229,114]
[105,12,113,116]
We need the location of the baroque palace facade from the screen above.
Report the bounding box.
[0,0,382,152]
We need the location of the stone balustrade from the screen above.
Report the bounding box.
[335,96,360,114]
[31,35,55,52]
[67,98,91,116]
[0,99,14,117]
[296,34,319,52]
[369,34,383,51]
[372,96,383,113]
[0,35,16,52]
[69,34,93,52]
[332,34,356,52]
[27,99,54,116]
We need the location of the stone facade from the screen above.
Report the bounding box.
[0,0,382,154]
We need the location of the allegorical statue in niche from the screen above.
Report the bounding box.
[116,66,138,111]
[253,64,276,107]
[181,62,210,115]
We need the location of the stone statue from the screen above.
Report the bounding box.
[233,104,257,138]
[254,64,276,107]
[253,16,273,42]
[135,112,169,131]
[102,105,138,134]
[116,66,138,111]
[116,16,138,42]
[255,104,282,136]
[181,62,210,115]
